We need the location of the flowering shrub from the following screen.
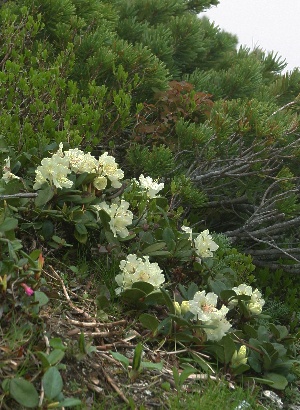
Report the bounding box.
[0,142,297,394]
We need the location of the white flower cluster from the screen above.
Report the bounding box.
[172,283,266,341]
[137,174,164,198]
[228,284,265,315]
[93,199,133,238]
[33,143,124,190]
[188,290,231,341]
[2,157,20,183]
[115,253,165,295]
[181,226,219,260]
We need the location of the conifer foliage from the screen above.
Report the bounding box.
[1,0,300,271]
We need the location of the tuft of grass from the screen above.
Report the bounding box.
[168,380,265,410]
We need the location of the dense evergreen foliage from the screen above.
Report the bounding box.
[2,0,300,273]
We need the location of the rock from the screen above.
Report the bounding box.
[263,390,283,409]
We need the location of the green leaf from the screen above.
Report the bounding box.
[75,223,88,235]
[36,351,51,369]
[243,324,258,338]
[161,381,171,391]
[132,281,154,294]
[172,366,180,388]
[263,373,289,390]
[35,185,54,207]
[74,230,88,244]
[204,344,225,363]
[49,338,67,351]
[9,378,39,408]
[119,233,136,242]
[269,324,289,341]
[48,349,65,365]
[179,367,197,385]
[139,231,154,244]
[222,335,236,364]
[52,235,64,244]
[162,227,176,251]
[142,242,166,255]
[178,284,188,300]
[104,230,119,246]
[139,313,160,333]
[231,363,250,375]
[168,314,192,327]
[34,291,49,308]
[0,217,18,232]
[78,332,86,354]
[2,378,10,392]
[110,351,129,369]
[174,332,195,343]
[257,326,270,342]
[121,287,146,304]
[209,279,227,296]
[42,367,63,399]
[220,289,237,301]
[74,172,90,188]
[132,343,143,371]
[8,241,18,261]
[142,361,163,371]
[144,250,171,256]
[248,354,262,373]
[98,209,111,230]
[55,398,82,407]
[157,316,172,335]
[187,282,199,299]
[144,290,166,305]
[42,220,54,239]
[190,352,215,374]
[160,288,175,314]
[29,249,43,261]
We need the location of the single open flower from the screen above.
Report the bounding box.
[138,174,164,198]
[21,283,34,296]
[194,229,219,259]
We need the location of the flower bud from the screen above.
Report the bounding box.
[180,301,190,315]
[21,283,34,296]
[231,345,247,367]
[173,301,181,315]
[248,302,263,315]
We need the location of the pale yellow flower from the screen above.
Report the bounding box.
[138,174,164,198]
[194,229,219,259]
[2,157,20,183]
[115,254,165,294]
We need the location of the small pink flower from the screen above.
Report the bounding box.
[21,283,34,296]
